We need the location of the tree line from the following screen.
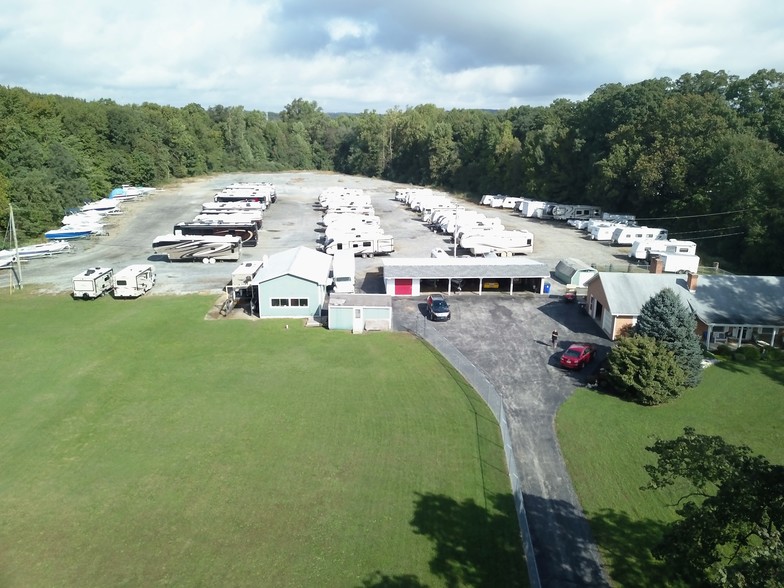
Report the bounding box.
[1,69,783,273]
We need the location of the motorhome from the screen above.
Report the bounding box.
[628,239,697,261]
[72,267,114,300]
[174,219,258,247]
[321,235,395,257]
[611,226,668,246]
[112,264,156,298]
[192,212,263,228]
[653,252,700,274]
[152,234,242,262]
[551,204,602,221]
[330,251,356,293]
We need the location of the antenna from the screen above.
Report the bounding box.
[9,203,22,289]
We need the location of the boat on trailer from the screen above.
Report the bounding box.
[0,240,72,259]
[44,227,94,240]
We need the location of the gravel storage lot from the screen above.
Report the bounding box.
[16,171,635,295]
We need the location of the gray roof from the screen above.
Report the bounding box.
[596,273,692,316]
[596,272,784,327]
[382,257,550,279]
[252,246,332,286]
[691,275,784,325]
[328,293,392,308]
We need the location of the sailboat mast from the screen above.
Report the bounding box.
[9,203,22,288]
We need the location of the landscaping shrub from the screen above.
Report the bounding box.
[735,345,761,361]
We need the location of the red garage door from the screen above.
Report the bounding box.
[395,278,413,295]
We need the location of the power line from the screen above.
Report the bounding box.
[669,225,743,236]
[670,232,746,241]
[636,208,757,221]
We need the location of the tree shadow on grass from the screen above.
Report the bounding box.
[409,492,528,588]
[588,508,687,588]
[358,571,429,587]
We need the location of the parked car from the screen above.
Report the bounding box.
[560,343,596,369]
[426,293,451,321]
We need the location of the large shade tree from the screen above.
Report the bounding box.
[644,428,784,587]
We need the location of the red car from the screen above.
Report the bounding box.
[560,343,596,369]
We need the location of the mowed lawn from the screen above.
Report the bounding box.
[557,360,784,587]
[0,293,526,587]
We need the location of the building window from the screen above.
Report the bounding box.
[271,297,308,307]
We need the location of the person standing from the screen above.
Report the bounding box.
[551,329,559,349]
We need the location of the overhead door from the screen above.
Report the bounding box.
[395,278,412,295]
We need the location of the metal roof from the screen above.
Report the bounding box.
[252,246,332,286]
[597,272,784,326]
[691,275,784,325]
[328,293,392,308]
[597,273,691,316]
[382,257,550,279]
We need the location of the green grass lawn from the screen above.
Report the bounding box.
[0,293,526,587]
[557,359,784,587]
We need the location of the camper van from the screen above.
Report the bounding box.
[611,226,668,246]
[321,235,395,257]
[112,264,156,298]
[330,251,356,293]
[72,267,114,300]
[629,239,697,261]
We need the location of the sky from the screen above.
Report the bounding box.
[0,0,781,114]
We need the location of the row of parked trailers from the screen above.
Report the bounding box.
[72,265,156,300]
[151,182,276,262]
[398,188,534,256]
[314,187,395,257]
[482,194,702,274]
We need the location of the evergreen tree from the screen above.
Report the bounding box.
[636,288,703,387]
[605,335,686,405]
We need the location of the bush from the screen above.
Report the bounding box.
[735,345,761,361]
[715,344,734,357]
[763,347,784,362]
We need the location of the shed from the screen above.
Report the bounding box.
[251,246,332,318]
[328,294,393,333]
[554,258,598,287]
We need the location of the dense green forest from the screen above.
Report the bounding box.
[1,69,783,273]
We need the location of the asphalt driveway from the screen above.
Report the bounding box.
[393,293,612,587]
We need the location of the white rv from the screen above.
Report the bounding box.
[551,204,602,221]
[112,264,156,298]
[321,235,395,257]
[72,267,114,300]
[611,226,668,246]
[330,251,356,293]
[629,239,697,261]
[590,223,626,241]
[653,253,700,274]
[152,234,243,262]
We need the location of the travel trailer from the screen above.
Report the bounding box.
[192,212,263,228]
[551,204,602,221]
[652,253,700,274]
[201,201,266,213]
[72,267,114,300]
[152,234,243,262]
[590,223,627,241]
[460,230,534,256]
[628,239,697,261]
[324,225,385,243]
[230,259,265,299]
[112,264,156,298]
[611,226,668,246]
[320,235,395,257]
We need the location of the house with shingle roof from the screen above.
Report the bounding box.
[583,271,784,347]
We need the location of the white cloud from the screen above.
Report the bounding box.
[0,0,780,112]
